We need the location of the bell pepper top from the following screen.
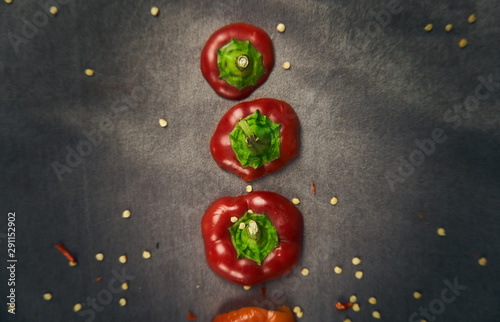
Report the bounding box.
[217,39,265,90]
[229,109,281,169]
[228,212,279,265]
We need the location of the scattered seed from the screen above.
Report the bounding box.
[239,222,246,229]
[85,69,95,77]
[246,185,253,193]
[243,285,251,290]
[437,228,446,236]
[368,297,377,305]
[247,209,253,213]
[478,257,487,266]
[5,0,13,4]
[119,298,127,306]
[230,216,238,223]
[349,295,357,303]
[49,6,58,15]
[413,291,422,299]
[330,197,338,205]
[142,250,151,259]
[468,14,476,24]
[372,310,381,319]
[121,282,129,290]
[95,253,104,261]
[301,268,309,276]
[150,7,159,16]
[69,261,78,267]
[352,257,361,265]
[334,266,343,274]
[424,24,433,32]
[292,198,300,205]
[119,255,127,264]
[43,293,52,301]
[293,306,301,313]
[296,311,303,318]
[159,118,168,127]
[73,303,82,312]
[355,271,363,279]
[352,303,360,312]
[459,38,468,48]
[122,210,131,218]
[344,319,352,322]
[445,24,453,32]
[282,62,291,70]
[277,23,285,32]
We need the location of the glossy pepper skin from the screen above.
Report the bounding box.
[201,23,274,100]
[210,98,300,181]
[213,306,295,322]
[201,191,303,286]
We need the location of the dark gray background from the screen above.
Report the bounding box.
[1,0,499,321]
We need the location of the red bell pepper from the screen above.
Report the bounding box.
[213,306,295,322]
[201,191,303,286]
[201,23,274,100]
[210,98,299,181]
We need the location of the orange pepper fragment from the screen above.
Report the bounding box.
[335,301,352,311]
[188,311,197,320]
[213,306,295,322]
[311,182,316,195]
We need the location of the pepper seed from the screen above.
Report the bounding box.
[352,257,361,265]
[368,297,377,305]
[293,306,301,313]
[243,285,251,290]
[230,216,238,223]
[159,118,168,127]
[413,291,422,299]
[239,222,246,229]
[296,311,303,318]
[437,228,446,236]
[119,255,127,264]
[424,24,433,32]
[282,62,291,70]
[334,266,342,274]
[478,257,487,266]
[246,185,253,193]
[142,250,151,259]
[95,253,104,261]
[43,293,52,301]
[49,6,58,15]
[292,198,300,205]
[277,23,285,33]
[150,7,159,16]
[355,271,363,279]
[122,210,131,218]
[372,311,381,319]
[301,268,309,276]
[445,24,453,32]
[119,298,127,306]
[73,303,82,312]
[352,303,360,312]
[349,295,357,303]
[121,282,129,290]
[344,319,352,322]
[85,69,95,77]
[330,197,338,205]
[468,14,476,24]
[5,0,13,4]
[459,39,468,48]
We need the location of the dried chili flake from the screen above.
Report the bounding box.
[311,182,316,195]
[261,287,266,299]
[335,301,352,311]
[55,243,77,265]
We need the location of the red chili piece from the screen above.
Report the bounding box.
[201,23,274,100]
[335,301,353,311]
[201,191,303,285]
[210,98,300,181]
[261,287,267,299]
[187,311,197,320]
[312,182,316,195]
[55,243,77,264]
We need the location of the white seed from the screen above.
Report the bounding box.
[330,197,338,205]
[69,261,78,267]
[282,62,291,70]
[468,14,476,24]
[239,222,246,229]
[5,0,13,4]
[424,24,433,32]
[355,271,363,279]
[478,257,487,266]
[246,185,253,193]
[445,24,453,32]
[85,68,95,77]
[248,220,258,235]
[150,7,159,16]
[247,209,253,213]
[159,118,168,127]
[122,210,131,218]
[142,250,151,259]
[121,282,129,290]
[344,319,352,322]
[243,285,251,290]
[368,297,377,305]
[230,216,238,223]
[372,310,381,319]
[413,291,422,299]
[437,228,446,236]
[119,255,127,264]
[95,253,104,261]
[352,303,360,312]
[277,23,285,32]
[43,293,52,301]
[459,38,468,48]
[49,6,58,15]
[292,198,300,205]
[349,295,357,303]
[296,311,303,318]
[73,303,82,312]
[352,257,361,265]
[301,268,309,276]
[293,306,301,313]
[119,298,127,306]
[334,266,342,274]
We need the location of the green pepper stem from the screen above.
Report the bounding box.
[246,220,260,240]
[236,55,249,71]
[237,119,268,154]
